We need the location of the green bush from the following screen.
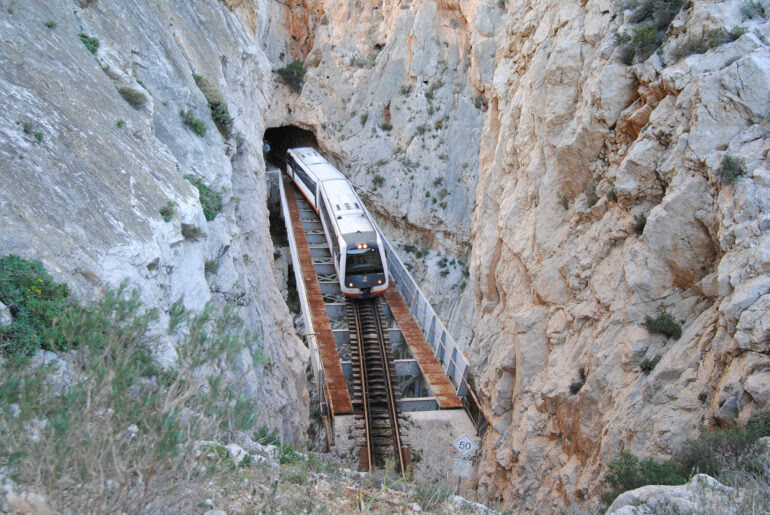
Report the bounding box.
[380,123,393,131]
[0,284,266,512]
[602,451,687,506]
[181,108,206,137]
[159,201,175,222]
[44,20,57,28]
[34,131,44,143]
[717,154,746,183]
[116,119,125,128]
[360,112,368,126]
[186,175,222,221]
[207,99,233,136]
[78,32,99,54]
[607,188,618,202]
[0,255,71,356]
[181,223,205,240]
[276,61,306,93]
[671,27,747,61]
[632,213,647,235]
[118,87,147,108]
[559,194,569,211]
[615,0,685,64]
[372,174,385,187]
[642,311,682,339]
[741,0,766,19]
[640,355,660,374]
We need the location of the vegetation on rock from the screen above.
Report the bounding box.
[276,61,306,93]
[185,175,222,221]
[0,255,71,355]
[78,32,99,54]
[716,154,747,183]
[0,280,268,513]
[642,311,682,339]
[181,108,206,137]
[602,410,770,507]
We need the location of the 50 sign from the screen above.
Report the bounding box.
[451,434,479,458]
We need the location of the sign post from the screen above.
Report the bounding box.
[451,434,479,494]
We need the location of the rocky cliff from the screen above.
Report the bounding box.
[0,0,308,442]
[2,0,769,511]
[470,0,770,510]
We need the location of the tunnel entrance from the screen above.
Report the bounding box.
[263,125,319,168]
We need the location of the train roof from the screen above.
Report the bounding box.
[287,148,378,241]
[288,147,345,182]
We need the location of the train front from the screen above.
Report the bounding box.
[341,239,388,298]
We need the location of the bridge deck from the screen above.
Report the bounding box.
[284,178,353,415]
[384,290,463,409]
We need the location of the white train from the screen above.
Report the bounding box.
[286,147,389,298]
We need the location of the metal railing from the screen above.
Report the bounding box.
[279,177,329,427]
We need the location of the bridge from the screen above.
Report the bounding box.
[274,164,483,469]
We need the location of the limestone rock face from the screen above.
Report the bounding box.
[0,0,308,442]
[469,0,770,510]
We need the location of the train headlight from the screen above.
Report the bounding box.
[378,279,383,284]
[348,282,354,287]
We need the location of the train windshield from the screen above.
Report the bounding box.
[345,249,383,275]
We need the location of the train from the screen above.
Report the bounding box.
[285,147,389,298]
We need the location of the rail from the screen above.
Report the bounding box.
[357,194,485,431]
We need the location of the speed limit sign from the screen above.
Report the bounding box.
[451,434,479,458]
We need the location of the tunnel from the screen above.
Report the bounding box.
[263,125,319,168]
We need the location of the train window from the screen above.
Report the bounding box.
[345,249,383,276]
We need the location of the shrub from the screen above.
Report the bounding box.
[372,174,385,187]
[34,131,44,143]
[320,14,329,25]
[78,32,99,54]
[559,194,569,211]
[674,410,770,481]
[77,0,97,6]
[585,181,599,207]
[204,259,218,275]
[159,202,175,222]
[181,108,206,137]
[118,87,147,108]
[0,285,266,513]
[44,20,57,28]
[717,154,746,183]
[192,73,203,85]
[380,123,392,131]
[0,255,71,356]
[432,177,444,186]
[186,175,222,221]
[207,99,233,136]
[400,84,411,95]
[741,0,766,19]
[416,124,426,135]
[640,355,660,374]
[615,0,685,64]
[116,119,125,128]
[181,223,204,240]
[671,27,747,61]
[601,451,687,506]
[276,61,306,93]
[360,112,368,126]
[632,213,646,235]
[642,311,682,339]
[607,188,618,202]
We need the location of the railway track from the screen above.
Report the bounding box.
[347,299,410,476]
